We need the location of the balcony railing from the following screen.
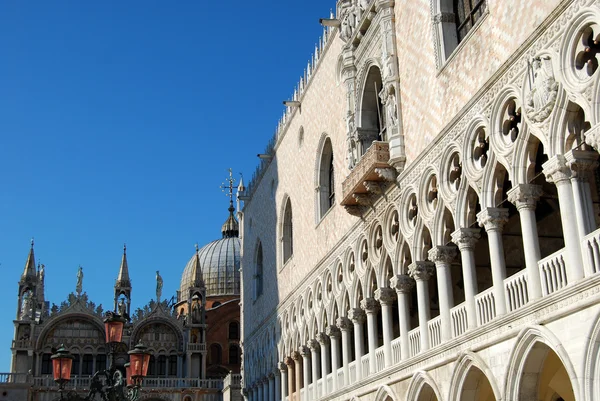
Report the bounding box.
[451,303,469,337]
[375,346,385,373]
[539,248,568,296]
[391,337,402,364]
[341,141,395,214]
[186,343,206,352]
[408,328,421,358]
[475,287,496,326]
[584,229,600,275]
[29,375,224,390]
[505,269,530,312]
[428,316,442,348]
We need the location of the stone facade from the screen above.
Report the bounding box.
[240,0,600,400]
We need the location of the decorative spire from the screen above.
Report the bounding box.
[191,243,204,288]
[220,169,240,238]
[21,238,37,280]
[115,243,131,289]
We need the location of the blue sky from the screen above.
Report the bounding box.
[0,1,335,371]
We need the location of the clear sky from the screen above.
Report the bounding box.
[0,1,335,371]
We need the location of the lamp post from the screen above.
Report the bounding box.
[50,312,150,401]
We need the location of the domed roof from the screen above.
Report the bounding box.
[180,204,241,298]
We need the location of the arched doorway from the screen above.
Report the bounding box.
[461,366,496,401]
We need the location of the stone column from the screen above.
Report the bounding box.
[348,308,365,380]
[274,366,282,401]
[374,287,396,367]
[336,317,352,386]
[258,380,264,401]
[291,351,302,401]
[566,149,599,238]
[408,261,435,351]
[186,352,191,378]
[451,228,481,329]
[285,356,294,401]
[543,155,585,282]
[507,184,543,300]
[307,340,320,400]
[326,325,341,391]
[390,274,414,360]
[270,372,276,401]
[360,297,380,374]
[477,208,509,316]
[279,362,288,401]
[201,351,207,379]
[316,333,330,395]
[428,246,456,341]
[299,346,310,401]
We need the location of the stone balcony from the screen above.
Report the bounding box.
[341,141,396,215]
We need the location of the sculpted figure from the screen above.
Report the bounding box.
[156,270,163,301]
[76,266,83,294]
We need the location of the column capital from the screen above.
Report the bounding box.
[299,345,310,357]
[284,356,294,367]
[451,228,481,251]
[543,154,571,184]
[336,316,353,331]
[408,261,435,281]
[307,339,320,351]
[268,371,275,379]
[374,287,396,304]
[290,351,301,361]
[360,297,380,314]
[507,184,542,211]
[428,246,456,265]
[390,274,415,293]
[477,207,509,232]
[316,332,330,346]
[348,307,366,324]
[278,361,288,372]
[565,149,599,181]
[326,324,341,339]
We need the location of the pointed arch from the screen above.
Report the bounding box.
[448,351,501,401]
[584,312,600,401]
[406,371,443,401]
[315,134,336,221]
[374,384,399,401]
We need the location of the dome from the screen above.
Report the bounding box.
[179,204,241,298]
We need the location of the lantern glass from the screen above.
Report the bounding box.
[50,346,74,384]
[104,318,124,343]
[125,363,133,387]
[128,342,150,378]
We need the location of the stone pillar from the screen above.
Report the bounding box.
[428,246,456,341]
[186,352,191,378]
[408,261,435,351]
[275,365,283,401]
[543,155,585,282]
[285,357,294,401]
[279,362,288,401]
[201,351,207,379]
[326,325,341,391]
[291,351,302,401]
[451,228,481,329]
[258,380,264,401]
[477,207,509,316]
[390,274,414,360]
[316,333,330,395]
[374,287,396,367]
[307,340,320,400]
[336,317,352,386]
[566,149,599,238]
[270,373,276,401]
[360,297,380,374]
[348,308,365,380]
[507,184,543,300]
[299,346,310,401]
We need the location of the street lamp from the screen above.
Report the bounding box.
[51,312,150,401]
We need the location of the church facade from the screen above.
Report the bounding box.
[239,0,600,401]
[4,205,243,401]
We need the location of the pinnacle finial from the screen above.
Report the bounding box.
[220,168,236,204]
[31,238,34,248]
[123,243,127,254]
[195,243,199,252]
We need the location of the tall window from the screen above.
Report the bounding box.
[96,354,106,372]
[318,137,335,219]
[41,353,52,375]
[71,354,80,376]
[169,355,177,376]
[254,242,264,299]
[157,355,167,376]
[454,0,486,42]
[229,321,240,340]
[82,354,93,375]
[210,344,222,365]
[229,345,240,365]
[147,355,156,376]
[282,198,294,264]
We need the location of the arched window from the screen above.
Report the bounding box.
[282,198,293,264]
[358,66,385,156]
[432,0,487,67]
[318,137,335,219]
[71,354,80,376]
[157,355,167,376]
[147,355,156,376]
[95,354,106,371]
[82,354,93,375]
[41,353,52,375]
[209,344,222,365]
[229,345,240,365]
[169,355,177,376]
[254,241,263,299]
[229,321,240,340]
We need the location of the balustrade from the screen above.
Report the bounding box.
[427,316,442,348]
[539,248,568,296]
[408,328,421,357]
[391,337,402,364]
[504,270,529,312]
[475,287,496,325]
[375,346,385,373]
[584,228,600,275]
[451,303,469,337]
[361,354,370,378]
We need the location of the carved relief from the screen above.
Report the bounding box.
[525,56,559,123]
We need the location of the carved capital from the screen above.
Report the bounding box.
[284,356,294,366]
[390,274,414,293]
[507,184,542,211]
[268,371,275,379]
[326,325,341,339]
[543,155,571,185]
[278,362,288,372]
[375,167,397,182]
[316,332,330,346]
[374,287,396,304]
[451,228,481,251]
[336,317,353,331]
[565,149,599,181]
[348,307,366,324]
[307,339,320,352]
[428,246,456,265]
[360,297,380,313]
[408,261,435,281]
[299,345,310,357]
[477,208,509,233]
[290,351,301,361]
